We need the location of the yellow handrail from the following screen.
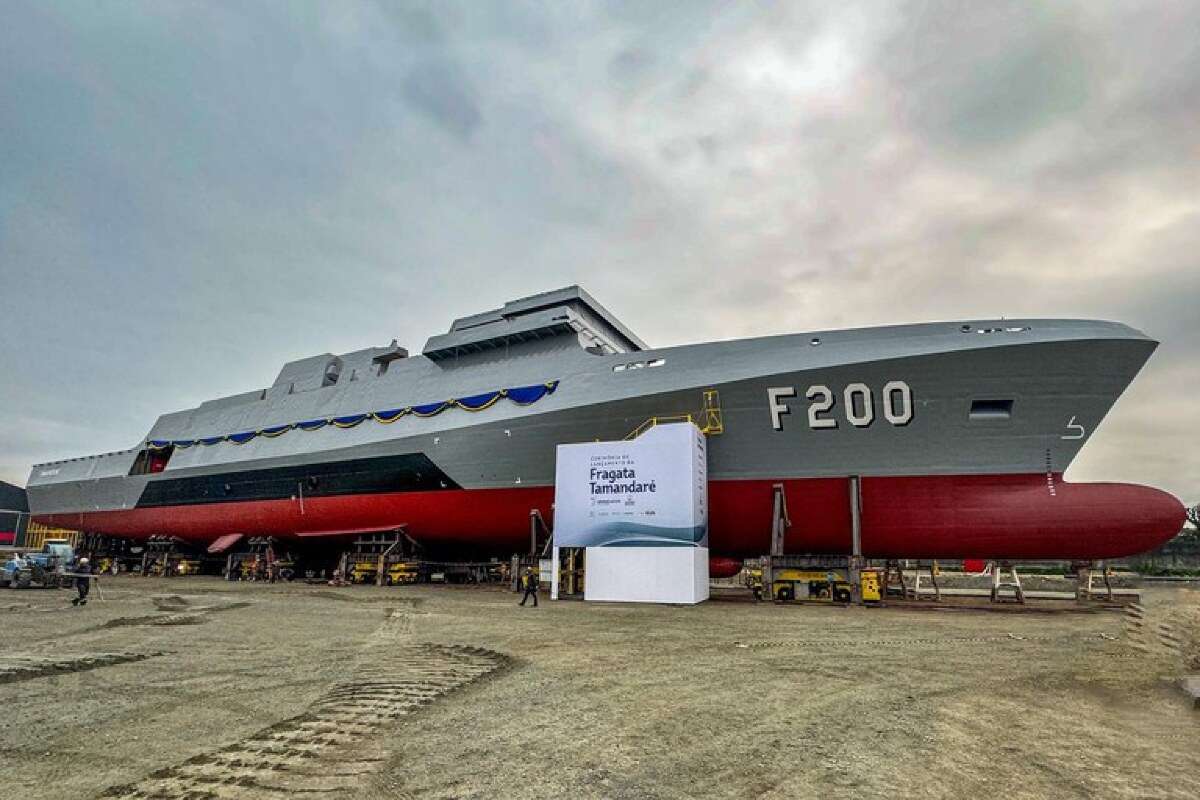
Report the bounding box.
[625,389,723,439]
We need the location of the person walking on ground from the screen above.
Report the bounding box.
[71,557,93,607]
[518,567,539,607]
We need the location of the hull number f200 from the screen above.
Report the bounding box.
[768,381,913,431]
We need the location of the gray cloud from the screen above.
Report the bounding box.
[0,1,1196,502]
[880,3,1093,149]
[403,58,483,140]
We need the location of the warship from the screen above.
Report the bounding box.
[26,286,1184,564]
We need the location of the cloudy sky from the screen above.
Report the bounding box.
[1,1,1196,500]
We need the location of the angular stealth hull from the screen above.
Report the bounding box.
[27,287,1184,560]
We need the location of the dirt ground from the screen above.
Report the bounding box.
[1,578,1198,800]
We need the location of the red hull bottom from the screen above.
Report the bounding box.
[37,474,1184,561]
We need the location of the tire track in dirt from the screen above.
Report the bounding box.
[97,608,509,799]
[1122,603,1185,660]
[731,633,1117,649]
[102,600,253,629]
[0,652,164,684]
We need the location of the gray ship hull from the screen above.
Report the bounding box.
[26,288,1185,560]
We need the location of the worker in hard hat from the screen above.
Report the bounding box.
[518,567,539,608]
[71,557,93,607]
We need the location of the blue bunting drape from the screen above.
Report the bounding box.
[411,401,449,417]
[146,380,559,451]
[504,383,555,405]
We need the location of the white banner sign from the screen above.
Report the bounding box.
[554,422,707,548]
